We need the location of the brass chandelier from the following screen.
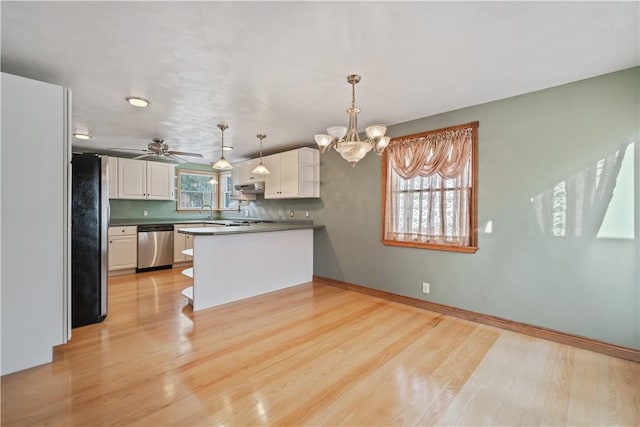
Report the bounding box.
[314,74,390,166]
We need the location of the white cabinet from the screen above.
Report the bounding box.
[264,148,320,199]
[107,156,118,198]
[173,223,204,263]
[146,161,174,200]
[231,164,256,201]
[108,226,138,272]
[238,158,265,184]
[117,158,174,200]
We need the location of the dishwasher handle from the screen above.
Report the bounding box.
[138,224,174,232]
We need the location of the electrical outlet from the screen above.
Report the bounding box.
[305,210,309,218]
[245,209,249,217]
[143,210,148,217]
[422,282,430,294]
[289,210,294,218]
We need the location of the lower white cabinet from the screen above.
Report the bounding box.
[108,226,138,272]
[174,223,204,263]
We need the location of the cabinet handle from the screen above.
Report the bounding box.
[110,240,113,244]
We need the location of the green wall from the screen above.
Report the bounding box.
[307,67,639,349]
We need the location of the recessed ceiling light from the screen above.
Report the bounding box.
[222,146,233,151]
[126,97,150,107]
[73,133,92,140]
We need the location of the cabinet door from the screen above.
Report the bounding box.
[278,150,299,198]
[107,156,118,198]
[146,161,174,200]
[108,235,137,270]
[263,154,280,199]
[117,158,146,199]
[231,165,242,198]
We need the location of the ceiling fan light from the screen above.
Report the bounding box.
[222,145,233,151]
[73,133,91,140]
[126,97,150,107]
[252,162,270,175]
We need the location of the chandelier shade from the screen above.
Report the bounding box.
[211,124,233,170]
[251,134,270,175]
[314,74,389,166]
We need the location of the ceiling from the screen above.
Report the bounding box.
[2,1,638,165]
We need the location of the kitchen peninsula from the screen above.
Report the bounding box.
[179,222,316,311]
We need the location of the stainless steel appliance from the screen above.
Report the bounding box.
[235,182,265,193]
[71,153,109,327]
[137,224,174,270]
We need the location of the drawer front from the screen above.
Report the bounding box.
[108,226,137,236]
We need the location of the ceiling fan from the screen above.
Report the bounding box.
[130,139,203,163]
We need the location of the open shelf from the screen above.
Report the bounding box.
[181,267,193,279]
[181,248,193,257]
[181,286,193,305]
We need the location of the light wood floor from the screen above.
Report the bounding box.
[1,268,638,426]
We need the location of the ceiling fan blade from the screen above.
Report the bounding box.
[167,150,203,158]
[107,147,149,152]
[132,153,155,160]
[165,155,188,164]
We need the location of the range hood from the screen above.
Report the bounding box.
[235,182,265,194]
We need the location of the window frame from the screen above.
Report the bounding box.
[381,121,479,253]
[176,169,236,212]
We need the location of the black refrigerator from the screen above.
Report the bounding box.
[71,153,109,327]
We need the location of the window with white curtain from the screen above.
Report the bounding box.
[382,121,479,253]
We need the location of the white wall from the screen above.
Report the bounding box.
[1,73,70,375]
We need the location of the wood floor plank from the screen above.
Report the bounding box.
[1,268,638,426]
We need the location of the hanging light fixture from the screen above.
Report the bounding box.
[252,134,270,175]
[211,124,233,170]
[314,74,390,166]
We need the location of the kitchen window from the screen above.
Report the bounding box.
[177,170,233,211]
[382,121,478,253]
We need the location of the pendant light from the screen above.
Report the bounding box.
[211,124,233,170]
[251,134,270,175]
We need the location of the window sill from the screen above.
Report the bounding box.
[382,239,478,254]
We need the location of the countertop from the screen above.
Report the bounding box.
[109,217,315,226]
[109,217,324,234]
[109,218,221,226]
[178,222,322,236]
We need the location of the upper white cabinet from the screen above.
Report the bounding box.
[264,148,320,199]
[238,158,265,184]
[231,165,256,201]
[107,156,118,198]
[146,161,174,200]
[116,158,174,200]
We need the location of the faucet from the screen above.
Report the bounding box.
[200,204,214,220]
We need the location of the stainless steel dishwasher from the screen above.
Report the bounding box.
[137,224,174,271]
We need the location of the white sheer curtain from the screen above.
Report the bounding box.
[384,125,475,246]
